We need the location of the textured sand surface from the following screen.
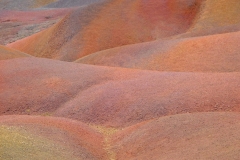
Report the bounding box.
[1,58,239,128]
[189,0,240,33]
[112,112,240,160]
[1,0,240,159]
[0,45,30,60]
[0,115,107,160]
[77,30,240,72]
[8,0,202,61]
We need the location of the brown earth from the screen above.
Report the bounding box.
[171,0,240,38]
[8,0,202,61]
[77,30,240,72]
[0,45,31,60]
[1,0,240,159]
[0,57,239,128]
[7,0,240,62]
[2,112,240,160]
[111,112,240,160]
[0,115,107,160]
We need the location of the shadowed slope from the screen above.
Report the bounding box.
[0,58,239,128]
[0,45,30,60]
[112,112,240,160]
[2,1,240,159]
[0,115,107,160]
[77,30,240,72]
[8,0,202,61]
[178,0,240,38]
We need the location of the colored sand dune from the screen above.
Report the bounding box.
[1,0,240,160]
[0,45,30,60]
[8,0,202,61]
[1,58,239,128]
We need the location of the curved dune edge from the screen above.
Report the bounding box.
[7,0,202,61]
[1,1,240,159]
[2,113,240,160]
[0,45,31,60]
[189,0,240,32]
[7,0,240,62]
[77,30,240,72]
[1,57,240,128]
[176,0,240,38]
[111,112,240,160]
[0,115,107,160]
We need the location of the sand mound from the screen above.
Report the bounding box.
[1,57,239,128]
[7,0,240,60]
[0,115,107,160]
[2,113,240,160]
[77,30,240,72]
[2,1,240,159]
[176,0,240,38]
[112,112,240,160]
[8,0,201,61]
[190,0,240,32]
[0,45,30,60]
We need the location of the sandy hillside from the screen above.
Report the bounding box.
[0,45,31,60]
[8,0,202,61]
[1,0,240,160]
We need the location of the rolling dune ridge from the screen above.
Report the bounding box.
[1,0,240,159]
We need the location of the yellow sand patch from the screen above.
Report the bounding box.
[0,125,78,160]
[191,0,240,30]
[32,0,57,8]
[91,125,119,160]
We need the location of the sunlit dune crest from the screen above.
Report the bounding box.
[1,0,240,160]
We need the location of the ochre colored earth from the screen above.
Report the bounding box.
[8,0,202,61]
[0,115,107,160]
[77,30,240,72]
[1,0,240,160]
[0,57,240,128]
[0,45,30,60]
[112,112,240,160]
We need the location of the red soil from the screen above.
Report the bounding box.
[112,112,240,160]
[8,0,240,62]
[77,30,240,72]
[0,115,107,159]
[1,0,240,159]
[0,45,30,60]
[8,0,202,61]
[0,57,239,128]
